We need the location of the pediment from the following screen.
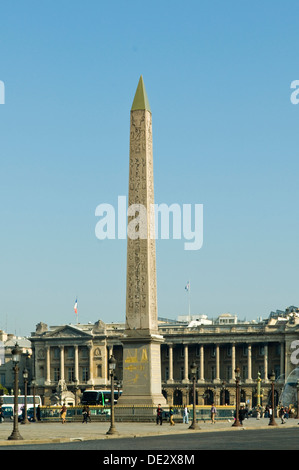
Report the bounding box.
[46,325,93,339]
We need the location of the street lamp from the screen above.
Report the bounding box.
[106,355,118,435]
[8,343,23,440]
[31,378,37,422]
[221,381,226,406]
[269,371,278,426]
[232,366,241,427]
[189,361,200,430]
[22,368,29,424]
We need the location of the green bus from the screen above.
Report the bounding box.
[81,389,121,406]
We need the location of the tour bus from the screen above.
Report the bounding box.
[1,395,42,418]
[81,389,122,406]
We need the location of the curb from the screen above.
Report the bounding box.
[0,423,298,446]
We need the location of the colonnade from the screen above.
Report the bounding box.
[165,342,285,384]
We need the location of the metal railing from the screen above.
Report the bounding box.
[39,405,236,422]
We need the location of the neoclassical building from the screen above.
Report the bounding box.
[29,308,299,407]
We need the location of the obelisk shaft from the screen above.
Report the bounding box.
[118,77,166,408]
[125,78,158,336]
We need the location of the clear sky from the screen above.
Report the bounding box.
[1,0,299,336]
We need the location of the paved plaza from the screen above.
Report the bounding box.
[0,416,298,446]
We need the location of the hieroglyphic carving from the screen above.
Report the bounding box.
[126,108,158,333]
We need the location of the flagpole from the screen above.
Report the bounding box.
[185,281,191,321]
[188,280,191,319]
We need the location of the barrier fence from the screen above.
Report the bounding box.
[39,405,236,422]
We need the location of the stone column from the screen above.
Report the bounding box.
[231,343,236,382]
[247,344,252,383]
[74,345,79,383]
[167,344,174,383]
[215,344,220,382]
[264,344,268,381]
[46,346,51,384]
[59,345,64,381]
[199,345,204,382]
[280,342,284,378]
[88,344,94,384]
[183,344,189,383]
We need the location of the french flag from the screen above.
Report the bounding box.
[74,299,78,314]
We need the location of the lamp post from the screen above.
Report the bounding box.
[269,371,278,426]
[31,378,37,422]
[8,343,23,440]
[221,381,226,406]
[232,366,241,427]
[22,368,29,424]
[256,371,262,407]
[189,361,200,430]
[106,355,118,435]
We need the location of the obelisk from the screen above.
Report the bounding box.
[118,76,166,407]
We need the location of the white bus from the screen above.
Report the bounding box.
[1,395,42,417]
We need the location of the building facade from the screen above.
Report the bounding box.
[28,308,299,408]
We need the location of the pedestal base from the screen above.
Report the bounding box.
[118,336,167,409]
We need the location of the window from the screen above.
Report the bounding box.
[81,348,88,359]
[82,367,89,382]
[165,366,169,381]
[97,365,102,378]
[68,367,75,382]
[53,348,59,360]
[67,348,74,359]
[54,368,60,381]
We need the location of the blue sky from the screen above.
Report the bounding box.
[1,0,299,336]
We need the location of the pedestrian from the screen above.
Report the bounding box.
[183,405,189,424]
[86,405,91,422]
[60,403,67,424]
[0,405,3,423]
[82,405,88,423]
[156,404,163,425]
[239,406,246,425]
[169,406,175,426]
[279,406,285,424]
[36,405,41,421]
[210,403,216,423]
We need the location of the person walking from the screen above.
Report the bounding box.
[239,406,246,425]
[279,406,286,424]
[86,405,91,423]
[169,407,175,426]
[156,404,163,425]
[36,405,41,421]
[183,405,189,424]
[60,403,67,424]
[82,405,88,423]
[210,404,217,423]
